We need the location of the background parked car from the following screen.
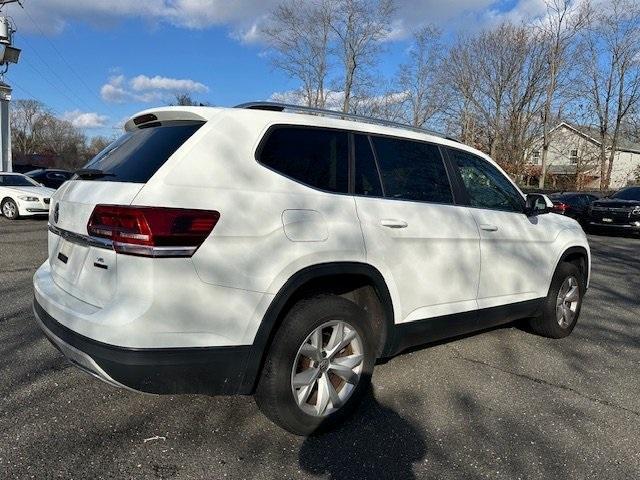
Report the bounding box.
[548,192,598,224]
[0,173,55,220]
[25,169,73,189]
[585,186,640,233]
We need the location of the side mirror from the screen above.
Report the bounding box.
[525,193,551,216]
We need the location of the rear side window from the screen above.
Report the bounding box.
[259,127,349,193]
[371,136,453,204]
[82,122,204,183]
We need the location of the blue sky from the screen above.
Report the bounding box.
[3,0,546,138]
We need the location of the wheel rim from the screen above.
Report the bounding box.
[556,276,580,328]
[3,202,16,218]
[291,320,364,417]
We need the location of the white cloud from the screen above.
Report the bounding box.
[4,0,560,39]
[100,74,209,104]
[268,90,344,110]
[5,0,281,35]
[130,75,208,93]
[100,75,128,103]
[61,110,109,129]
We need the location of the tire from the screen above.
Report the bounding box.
[528,262,585,338]
[1,198,19,220]
[255,295,375,436]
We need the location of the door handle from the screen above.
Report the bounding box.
[479,224,499,232]
[380,219,408,228]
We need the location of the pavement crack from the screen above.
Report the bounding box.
[1,266,39,274]
[452,352,640,419]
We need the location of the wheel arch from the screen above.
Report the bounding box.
[239,262,395,394]
[557,246,590,287]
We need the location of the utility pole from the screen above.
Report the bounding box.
[0,0,22,172]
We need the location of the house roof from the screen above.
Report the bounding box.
[552,122,640,154]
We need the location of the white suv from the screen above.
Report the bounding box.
[33,103,590,435]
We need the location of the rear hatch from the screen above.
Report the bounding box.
[48,112,206,307]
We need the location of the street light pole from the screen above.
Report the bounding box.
[0,0,22,172]
[0,80,10,171]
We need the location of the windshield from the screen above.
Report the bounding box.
[82,121,204,183]
[611,187,640,201]
[0,174,40,187]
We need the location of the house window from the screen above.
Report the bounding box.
[569,149,579,164]
[531,150,540,164]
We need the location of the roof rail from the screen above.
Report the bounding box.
[235,101,459,142]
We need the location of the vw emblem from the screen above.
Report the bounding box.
[53,203,59,223]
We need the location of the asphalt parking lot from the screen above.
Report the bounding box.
[0,218,638,480]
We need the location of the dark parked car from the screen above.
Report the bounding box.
[25,169,73,189]
[585,186,640,233]
[548,192,598,224]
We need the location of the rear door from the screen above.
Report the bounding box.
[354,134,481,324]
[48,120,205,307]
[444,147,559,309]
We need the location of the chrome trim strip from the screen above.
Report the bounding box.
[588,222,639,228]
[49,224,114,249]
[114,244,197,257]
[48,224,198,257]
[591,207,632,213]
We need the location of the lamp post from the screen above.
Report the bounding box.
[0,81,10,172]
[0,1,22,172]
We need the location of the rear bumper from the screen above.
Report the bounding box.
[33,299,251,395]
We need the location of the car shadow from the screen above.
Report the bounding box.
[298,387,426,480]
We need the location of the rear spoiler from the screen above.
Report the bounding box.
[124,108,215,132]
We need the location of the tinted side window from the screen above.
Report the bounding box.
[448,149,524,212]
[354,134,383,197]
[83,122,204,183]
[371,136,453,204]
[260,127,349,193]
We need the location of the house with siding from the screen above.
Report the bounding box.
[526,122,640,189]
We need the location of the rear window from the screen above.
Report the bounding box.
[612,187,640,201]
[258,126,349,193]
[82,121,204,183]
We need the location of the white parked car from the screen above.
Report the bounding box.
[0,172,55,220]
[33,103,590,435]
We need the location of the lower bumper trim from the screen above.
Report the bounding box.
[588,222,640,229]
[33,299,251,395]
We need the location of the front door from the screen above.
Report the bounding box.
[445,148,560,310]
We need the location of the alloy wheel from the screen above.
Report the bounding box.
[2,202,16,219]
[291,320,364,417]
[556,276,580,328]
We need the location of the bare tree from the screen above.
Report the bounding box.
[331,0,396,113]
[262,0,333,108]
[444,23,547,175]
[536,0,590,188]
[396,25,444,127]
[577,0,640,190]
[11,98,92,169]
[173,92,196,106]
[10,99,49,155]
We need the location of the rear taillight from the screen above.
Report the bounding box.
[87,205,220,257]
[552,202,568,214]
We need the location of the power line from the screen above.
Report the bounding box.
[20,5,119,117]
[20,57,89,114]
[17,35,96,113]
